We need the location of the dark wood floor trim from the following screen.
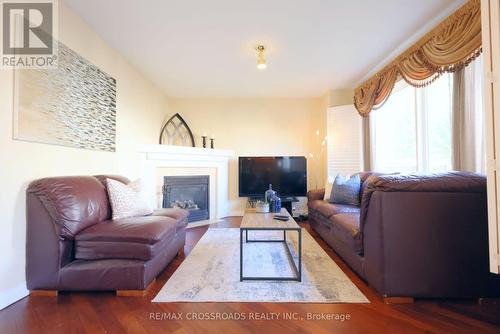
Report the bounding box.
[29,290,58,297]
[383,296,414,304]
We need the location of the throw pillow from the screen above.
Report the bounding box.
[127,178,142,193]
[107,178,153,220]
[330,174,361,206]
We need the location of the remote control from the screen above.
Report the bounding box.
[274,217,289,221]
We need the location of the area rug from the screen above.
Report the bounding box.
[153,228,369,303]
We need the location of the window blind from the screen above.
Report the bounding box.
[326,105,362,180]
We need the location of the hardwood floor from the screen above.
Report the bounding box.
[1,218,500,334]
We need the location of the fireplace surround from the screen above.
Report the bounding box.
[138,144,235,222]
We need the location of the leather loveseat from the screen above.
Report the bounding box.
[26,175,187,295]
[307,172,500,301]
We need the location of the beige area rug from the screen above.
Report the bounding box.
[153,228,369,303]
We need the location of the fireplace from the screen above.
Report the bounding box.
[162,175,210,222]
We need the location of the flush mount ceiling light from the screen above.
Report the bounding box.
[256,45,267,70]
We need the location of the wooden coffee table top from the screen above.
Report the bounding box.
[240,208,300,229]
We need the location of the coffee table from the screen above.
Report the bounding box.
[240,208,302,282]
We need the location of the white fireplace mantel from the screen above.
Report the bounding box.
[138,145,235,220]
[138,144,235,159]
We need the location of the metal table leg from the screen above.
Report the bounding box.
[240,227,302,282]
[240,228,244,282]
[298,228,302,282]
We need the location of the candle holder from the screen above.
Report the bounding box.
[202,135,207,148]
[210,138,214,149]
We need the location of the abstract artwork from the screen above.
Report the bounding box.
[13,41,117,152]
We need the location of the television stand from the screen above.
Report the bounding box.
[281,197,299,216]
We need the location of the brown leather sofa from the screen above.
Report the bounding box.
[26,175,187,295]
[308,172,500,300]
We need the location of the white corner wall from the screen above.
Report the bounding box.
[0,2,170,309]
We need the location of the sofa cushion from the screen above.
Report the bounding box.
[330,213,363,255]
[75,216,176,244]
[74,216,177,260]
[75,234,173,261]
[27,176,110,239]
[308,200,360,218]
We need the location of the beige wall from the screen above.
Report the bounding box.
[326,89,354,107]
[0,1,342,309]
[168,98,327,215]
[0,2,170,308]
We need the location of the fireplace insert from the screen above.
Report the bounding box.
[162,175,209,222]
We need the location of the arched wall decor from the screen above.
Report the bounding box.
[159,113,196,147]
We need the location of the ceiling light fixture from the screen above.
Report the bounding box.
[256,45,267,70]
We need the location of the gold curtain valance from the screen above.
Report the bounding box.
[354,0,482,117]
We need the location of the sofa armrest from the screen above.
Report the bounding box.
[362,190,497,298]
[152,208,189,221]
[360,172,486,228]
[307,189,325,201]
[364,171,485,194]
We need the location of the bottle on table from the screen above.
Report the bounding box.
[264,184,276,204]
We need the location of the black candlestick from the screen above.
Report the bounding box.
[202,136,207,148]
[210,138,214,149]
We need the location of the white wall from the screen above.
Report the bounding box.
[168,98,327,215]
[0,2,170,309]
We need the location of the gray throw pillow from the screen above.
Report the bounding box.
[330,174,361,206]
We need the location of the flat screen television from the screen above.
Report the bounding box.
[238,156,307,198]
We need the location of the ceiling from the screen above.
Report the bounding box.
[64,0,462,98]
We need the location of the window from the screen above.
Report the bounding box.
[370,74,453,173]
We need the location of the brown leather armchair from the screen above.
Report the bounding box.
[26,175,187,295]
[308,172,500,301]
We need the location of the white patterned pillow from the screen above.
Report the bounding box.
[106,178,153,220]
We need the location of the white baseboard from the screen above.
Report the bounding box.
[0,281,29,310]
[185,213,246,229]
[226,210,244,217]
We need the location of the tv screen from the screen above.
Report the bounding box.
[238,156,307,198]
